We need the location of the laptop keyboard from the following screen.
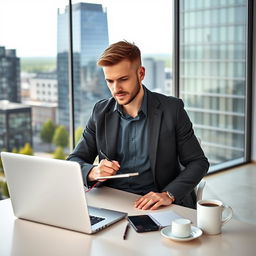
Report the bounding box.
[90,215,105,225]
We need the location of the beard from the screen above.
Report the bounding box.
[114,77,141,106]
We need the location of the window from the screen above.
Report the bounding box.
[0,0,252,203]
[0,1,67,199]
[178,0,250,172]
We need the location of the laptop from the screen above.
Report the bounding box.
[1,152,127,234]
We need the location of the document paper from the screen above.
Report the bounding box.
[148,211,184,228]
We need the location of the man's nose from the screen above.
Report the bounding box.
[112,81,121,92]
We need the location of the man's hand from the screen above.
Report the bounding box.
[134,192,174,210]
[88,159,120,182]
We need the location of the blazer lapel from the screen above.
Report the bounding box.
[147,91,162,182]
[105,111,119,159]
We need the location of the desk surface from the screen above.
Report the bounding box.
[0,187,255,256]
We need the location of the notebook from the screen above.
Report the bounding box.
[1,152,127,234]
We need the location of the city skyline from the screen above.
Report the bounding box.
[0,0,173,57]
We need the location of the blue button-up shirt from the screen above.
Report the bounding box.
[106,89,158,195]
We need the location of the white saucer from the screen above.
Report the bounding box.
[161,225,202,242]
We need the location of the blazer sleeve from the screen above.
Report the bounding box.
[162,99,209,202]
[66,104,98,187]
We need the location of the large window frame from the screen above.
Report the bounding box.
[173,0,253,173]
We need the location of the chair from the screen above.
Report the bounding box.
[195,179,206,202]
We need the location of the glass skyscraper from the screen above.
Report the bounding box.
[0,47,21,103]
[57,2,109,128]
[179,0,248,170]
[0,101,32,151]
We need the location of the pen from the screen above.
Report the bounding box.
[100,150,111,161]
[123,223,130,240]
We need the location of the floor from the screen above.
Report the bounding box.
[203,163,256,225]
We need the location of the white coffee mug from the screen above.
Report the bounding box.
[171,218,192,238]
[197,199,233,235]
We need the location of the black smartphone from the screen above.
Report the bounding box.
[127,215,160,233]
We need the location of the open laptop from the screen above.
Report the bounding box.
[1,152,127,234]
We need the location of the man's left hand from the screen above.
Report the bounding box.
[134,192,174,210]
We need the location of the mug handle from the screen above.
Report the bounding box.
[221,205,233,225]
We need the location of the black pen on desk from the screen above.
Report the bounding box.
[123,223,130,240]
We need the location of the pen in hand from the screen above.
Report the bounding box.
[123,223,130,240]
[100,150,111,161]
[98,150,120,179]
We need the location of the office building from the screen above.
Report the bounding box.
[0,47,21,103]
[143,58,165,92]
[179,1,247,168]
[164,68,173,95]
[29,72,58,103]
[0,100,32,151]
[23,100,57,133]
[57,2,109,128]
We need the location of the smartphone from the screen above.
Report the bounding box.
[127,215,160,233]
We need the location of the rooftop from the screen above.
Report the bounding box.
[23,100,57,108]
[0,100,30,111]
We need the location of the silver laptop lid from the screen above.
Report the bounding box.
[1,152,92,234]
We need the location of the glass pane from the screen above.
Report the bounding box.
[0,0,68,199]
[179,0,248,171]
[69,0,173,142]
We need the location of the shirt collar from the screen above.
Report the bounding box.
[114,86,148,118]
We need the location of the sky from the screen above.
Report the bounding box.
[0,0,173,57]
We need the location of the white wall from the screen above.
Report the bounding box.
[252,1,256,161]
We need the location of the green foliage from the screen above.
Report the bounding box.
[40,120,56,144]
[75,127,84,145]
[0,157,3,172]
[12,147,18,153]
[19,143,33,155]
[53,126,69,148]
[21,57,56,73]
[0,181,9,198]
[53,147,66,160]
[0,148,7,172]
[2,181,9,198]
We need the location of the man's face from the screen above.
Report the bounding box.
[102,59,145,106]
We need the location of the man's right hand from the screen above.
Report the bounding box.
[88,159,120,181]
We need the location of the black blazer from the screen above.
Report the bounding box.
[67,87,209,208]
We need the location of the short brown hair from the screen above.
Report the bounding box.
[97,41,141,66]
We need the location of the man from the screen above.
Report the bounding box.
[67,41,209,210]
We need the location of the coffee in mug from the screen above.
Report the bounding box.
[197,199,233,235]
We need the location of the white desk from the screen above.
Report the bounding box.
[0,187,255,256]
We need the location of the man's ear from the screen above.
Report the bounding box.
[138,66,145,81]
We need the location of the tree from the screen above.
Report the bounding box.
[19,143,33,155]
[53,126,69,148]
[0,148,7,173]
[75,127,84,145]
[0,157,3,173]
[0,181,9,198]
[53,147,66,160]
[2,181,9,198]
[12,147,18,153]
[40,120,55,151]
